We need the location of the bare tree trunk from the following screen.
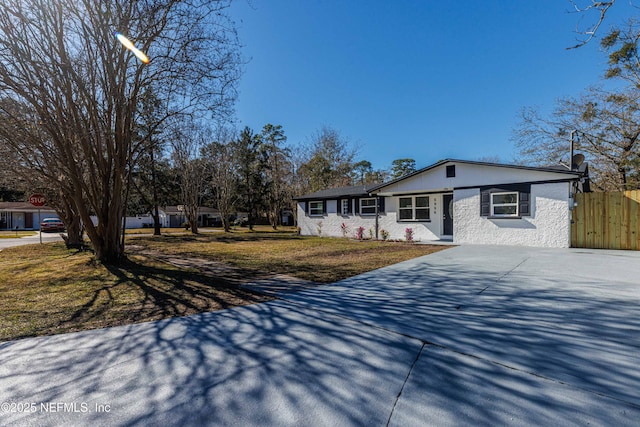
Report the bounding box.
[150,145,162,236]
[58,192,84,248]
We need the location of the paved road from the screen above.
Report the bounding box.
[1,245,639,426]
[0,232,63,250]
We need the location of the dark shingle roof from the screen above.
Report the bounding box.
[294,159,587,200]
[294,185,376,201]
[368,158,583,192]
[0,202,55,211]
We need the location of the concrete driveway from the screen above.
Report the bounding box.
[1,245,639,426]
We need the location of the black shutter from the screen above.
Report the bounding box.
[377,197,385,213]
[354,198,360,214]
[322,200,327,214]
[480,189,491,216]
[519,189,530,216]
[347,197,353,214]
[304,201,309,215]
[480,184,531,217]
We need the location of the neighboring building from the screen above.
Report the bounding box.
[1,202,262,231]
[0,202,59,230]
[157,206,249,228]
[90,206,227,229]
[294,159,590,248]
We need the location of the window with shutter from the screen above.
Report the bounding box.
[491,192,518,217]
[479,184,531,218]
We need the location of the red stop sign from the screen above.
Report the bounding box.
[29,194,46,207]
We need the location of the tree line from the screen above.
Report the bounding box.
[119,122,418,234]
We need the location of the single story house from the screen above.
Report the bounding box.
[294,159,590,248]
[0,202,59,230]
[90,206,228,229]
[157,206,248,228]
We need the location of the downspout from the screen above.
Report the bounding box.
[569,130,578,248]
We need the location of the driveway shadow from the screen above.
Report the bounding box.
[282,246,640,408]
[0,300,420,426]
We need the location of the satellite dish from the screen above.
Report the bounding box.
[572,154,585,168]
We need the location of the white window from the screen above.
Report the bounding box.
[341,199,350,215]
[491,192,518,217]
[398,196,430,221]
[309,201,324,216]
[360,198,376,215]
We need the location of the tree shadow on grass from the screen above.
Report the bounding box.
[61,256,272,333]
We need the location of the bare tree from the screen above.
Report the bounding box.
[513,86,640,190]
[296,126,357,193]
[0,99,86,245]
[171,121,211,234]
[203,137,238,232]
[0,0,240,262]
[568,0,617,49]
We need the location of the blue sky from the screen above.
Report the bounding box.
[228,1,633,171]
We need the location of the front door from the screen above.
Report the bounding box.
[442,194,453,236]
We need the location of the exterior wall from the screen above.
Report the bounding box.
[297,201,379,239]
[453,182,571,248]
[90,214,158,229]
[377,194,443,241]
[297,194,447,242]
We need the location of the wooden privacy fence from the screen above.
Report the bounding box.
[571,190,640,250]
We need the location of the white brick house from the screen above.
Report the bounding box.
[294,159,590,248]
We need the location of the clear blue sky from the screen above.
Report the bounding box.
[228,0,633,171]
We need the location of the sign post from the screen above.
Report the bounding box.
[29,194,46,244]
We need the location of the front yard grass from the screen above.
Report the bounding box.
[130,231,446,283]
[0,232,448,342]
[0,230,37,238]
[0,243,271,342]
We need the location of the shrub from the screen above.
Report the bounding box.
[355,226,365,240]
[317,221,323,236]
[380,229,390,241]
[405,227,414,242]
[340,222,349,238]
